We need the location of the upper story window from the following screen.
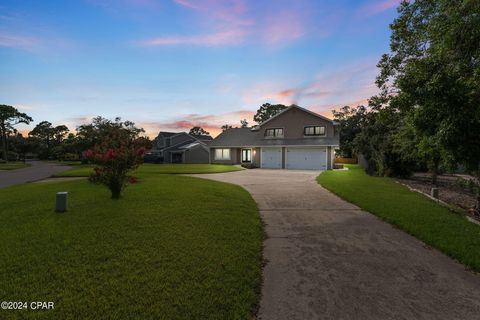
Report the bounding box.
[265,128,284,137]
[304,126,326,136]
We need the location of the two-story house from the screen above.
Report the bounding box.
[209,105,339,170]
[145,131,212,164]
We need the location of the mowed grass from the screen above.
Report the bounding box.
[0,162,31,170]
[0,173,262,319]
[317,165,480,272]
[54,163,243,177]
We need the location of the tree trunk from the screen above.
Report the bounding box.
[475,172,480,216]
[476,193,480,216]
[0,124,7,163]
[110,182,122,199]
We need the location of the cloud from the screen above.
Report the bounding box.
[0,33,40,49]
[262,11,305,45]
[140,29,246,46]
[156,110,255,137]
[140,0,308,47]
[357,0,401,17]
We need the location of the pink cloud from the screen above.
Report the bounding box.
[358,0,402,17]
[156,110,255,137]
[0,33,40,49]
[140,29,246,46]
[263,11,305,45]
[174,0,248,24]
[140,0,307,48]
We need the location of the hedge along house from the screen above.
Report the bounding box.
[209,105,340,170]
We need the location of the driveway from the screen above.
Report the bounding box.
[0,161,71,188]
[188,169,480,320]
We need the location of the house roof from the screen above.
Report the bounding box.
[190,134,213,141]
[168,141,209,152]
[208,128,257,147]
[258,105,336,127]
[157,131,177,137]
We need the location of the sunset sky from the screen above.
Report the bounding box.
[0,0,400,137]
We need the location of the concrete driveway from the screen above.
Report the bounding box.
[0,161,71,188]
[189,169,480,320]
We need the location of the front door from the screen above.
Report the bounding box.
[241,149,251,163]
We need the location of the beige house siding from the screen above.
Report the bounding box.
[259,107,337,140]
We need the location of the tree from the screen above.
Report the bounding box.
[0,105,33,162]
[332,105,368,158]
[76,116,145,156]
[189,126,210,136]
[29,121,70,159]
[221,124,232,132]
[240,119,249,128]
[253,103,288,124]
[375,0,480,210]
[84,117,146,199]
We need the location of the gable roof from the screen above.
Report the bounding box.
[190,134,213,141]
[157,131,177,137]
[258,105,335,128]
[208,128,258,147]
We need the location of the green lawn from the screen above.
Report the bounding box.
[47,160,83,166]
[0,162,31,170]
[54,163,243,177]
[0,170,261,319]
[317,165,480,272]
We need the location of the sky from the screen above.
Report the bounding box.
[0,0,400,138]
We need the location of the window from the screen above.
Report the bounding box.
[214,148,231,160]
[241,149,251,163]
[304,126,326,136]
[264,128,284,137]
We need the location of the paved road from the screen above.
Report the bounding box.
[0,161,71,188]
[189,169,480,320]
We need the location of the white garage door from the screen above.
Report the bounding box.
[286,147,327,170]
[261,147,282,169]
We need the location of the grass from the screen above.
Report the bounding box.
[47,160,83,166]
[317,165,480,272]
[0,169,261,319]
[0,162,31,170]
[54,163,243,177]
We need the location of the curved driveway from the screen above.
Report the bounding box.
[189,169,480,320]
[0,161,71,188]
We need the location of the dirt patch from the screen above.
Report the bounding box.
[397,173,478,219]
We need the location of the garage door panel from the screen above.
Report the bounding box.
[286,147,327,170]
[261,148,282,169]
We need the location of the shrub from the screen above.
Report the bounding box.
[85,125,146,199]
[241,163,257,169]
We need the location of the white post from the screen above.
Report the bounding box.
[56,192,68,212]
[431,188,439,200]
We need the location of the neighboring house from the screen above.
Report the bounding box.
[209,105,339,170]
[145,131,212,164]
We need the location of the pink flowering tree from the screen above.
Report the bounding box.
[84,119,146,199]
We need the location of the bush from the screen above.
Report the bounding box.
[85,124,146,199]
[241,163,257,169]
[7,151,19,161]
[61,153,79,161]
